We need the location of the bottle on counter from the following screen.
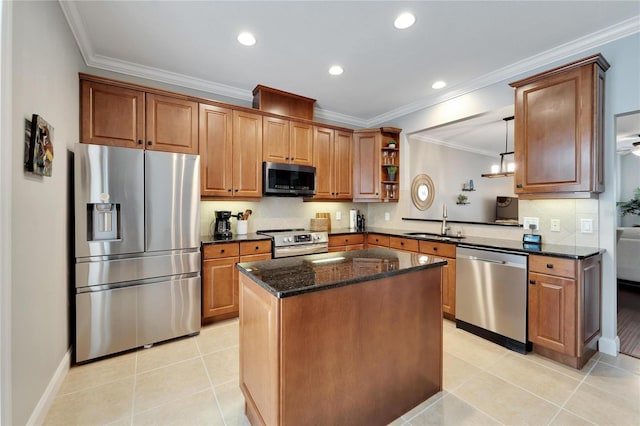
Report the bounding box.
[357,213,366,231]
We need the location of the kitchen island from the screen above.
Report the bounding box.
[236,248,446,426]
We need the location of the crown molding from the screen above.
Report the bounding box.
[89,54,252,101]
[367,15,640,127]
[313,109,368,128]
[58,0,92,65]
[410,134,497,158]
[60,0,639,128]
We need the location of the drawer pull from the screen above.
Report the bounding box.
[546,263,554,269]
[529,279,536,285]
[255,246,259,250]
[220,249,225,253]
[433,247,437,251]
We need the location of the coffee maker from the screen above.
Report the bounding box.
[212,210,233,239]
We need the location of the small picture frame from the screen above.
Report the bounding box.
[26,114,54,177]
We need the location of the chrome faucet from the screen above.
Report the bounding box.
[441,203,449,236]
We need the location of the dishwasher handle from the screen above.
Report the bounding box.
[467,256,506,265]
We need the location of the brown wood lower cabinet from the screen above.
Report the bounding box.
[366,233,390,248]
[389,236,419,253]
[202,241,271,322]
[365,234,457,319]
[419,241,457,319]
[239,266,443,425]
[328,233,364,252]
[528,253,602,369]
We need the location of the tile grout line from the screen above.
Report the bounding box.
[444,349,510,426]
[404,341,510,423]
[545,358,600,425]
[196,334,229,426]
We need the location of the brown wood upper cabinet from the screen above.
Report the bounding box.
[353,127,401,202]
[199,104,263,198]
[313,126,353,200]
[80,76,198,154]
[262,116,313,166]
[509,54,609,198]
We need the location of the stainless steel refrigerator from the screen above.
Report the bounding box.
[74,143,201,363]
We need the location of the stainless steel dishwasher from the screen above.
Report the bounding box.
[456,245,530,353]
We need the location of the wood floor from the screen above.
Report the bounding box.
[618,282,640,359]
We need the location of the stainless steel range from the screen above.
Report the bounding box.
[258,229,329,258]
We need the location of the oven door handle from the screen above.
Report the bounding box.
[274,243,328,258]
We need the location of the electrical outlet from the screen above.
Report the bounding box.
[581,218,593,234]
[384,212,390,221]
[550,219,561,232]
[523,217,539,232]
[335,211,341,220]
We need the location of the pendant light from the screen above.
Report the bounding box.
[482,116,515,178]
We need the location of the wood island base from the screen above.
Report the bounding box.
[239,266,443,426]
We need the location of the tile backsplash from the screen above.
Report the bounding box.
[200,195,600,248]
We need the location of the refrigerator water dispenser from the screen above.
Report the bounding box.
[87,203,120,241]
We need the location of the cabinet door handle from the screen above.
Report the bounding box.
[147,140,153,146]
[529,279,536,285]
[291,157,295,161]
[516,184,522,189]
[235,189,239,192]
[546,263,554,269]
[137,139,143,145]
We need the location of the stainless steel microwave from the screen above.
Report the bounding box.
[263,162,316,196]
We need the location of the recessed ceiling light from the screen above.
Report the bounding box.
[237,32,256,46]
[432,81,447,89]
[394,12,415,29]
[329,65,344,76]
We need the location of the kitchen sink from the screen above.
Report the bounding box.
[403,232,464,240]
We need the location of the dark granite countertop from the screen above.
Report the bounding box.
[237,248,447,298]
[201,233,272,245]
[329,227,603,259]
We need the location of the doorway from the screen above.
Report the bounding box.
[615,110,640,359]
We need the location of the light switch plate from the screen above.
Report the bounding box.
[550,219,560,232]
[523,217,539,232]
[384,212,390,221]
[580,218,593,234]
[335,211,341,220]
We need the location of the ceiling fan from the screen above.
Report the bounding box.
[617,134,640,156]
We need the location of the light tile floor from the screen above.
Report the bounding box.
[44,319,640,425]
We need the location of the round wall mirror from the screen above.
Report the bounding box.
[411,174,435,211]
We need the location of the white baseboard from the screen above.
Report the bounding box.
[598,335,621,356]
[26,349,70,426]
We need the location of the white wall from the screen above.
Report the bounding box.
[8,2,86,424]
[406,141,515,223]
[0,1,12,423]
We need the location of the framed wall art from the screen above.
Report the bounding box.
[25,114,54,177]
